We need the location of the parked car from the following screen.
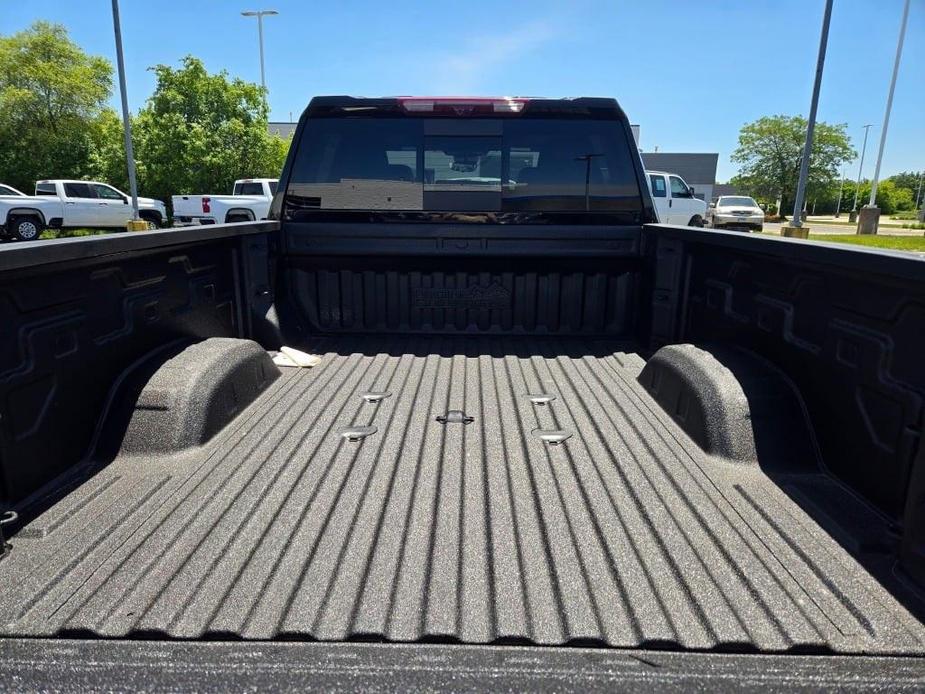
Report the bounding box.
[645,170,707,226]
[0,96,923,690]
[172,178,278,226]
[0,183,26,197]
[708,195,765,231]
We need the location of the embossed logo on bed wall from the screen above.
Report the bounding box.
[411,283,511,309]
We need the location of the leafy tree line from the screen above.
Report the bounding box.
[728,114,920,217]
[0,22,113,191]
[744,173,920,217]
[0,22,290,211]
[821,176,918,215]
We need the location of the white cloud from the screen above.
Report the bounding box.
[428,20,559,94]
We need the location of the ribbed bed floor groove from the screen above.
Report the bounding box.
[2,337,924,655]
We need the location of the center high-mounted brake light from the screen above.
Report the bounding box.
[398,97,528,114]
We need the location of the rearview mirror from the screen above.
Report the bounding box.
[709,202,715,208]
[688,187,695,196]
[122,196,128,204]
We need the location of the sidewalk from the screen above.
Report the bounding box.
[805,214,906,227]
[763,221,924,236]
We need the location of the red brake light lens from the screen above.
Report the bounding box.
[202,197,211,213]
[398,97,527,114]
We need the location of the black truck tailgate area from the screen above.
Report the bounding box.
[1,338,923,654]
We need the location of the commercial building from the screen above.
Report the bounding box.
[640,152,719,203]
[629,124,719,203]
[268,121,297,138]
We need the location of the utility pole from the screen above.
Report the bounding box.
[787,0,833,236]
[110,0,142,228]
[851,124,874,216]
[860,0,911,234]
[241,10,278,108]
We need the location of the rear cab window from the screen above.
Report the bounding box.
[283,100,646,224]
[234,181,266,196]
[35,183,57,196]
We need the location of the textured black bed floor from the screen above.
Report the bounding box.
[1,337,923,654]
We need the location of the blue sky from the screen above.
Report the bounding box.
[4,0,923,182]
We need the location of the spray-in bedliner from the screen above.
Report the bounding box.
[1,337,922,654]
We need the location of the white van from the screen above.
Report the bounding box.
[645,170,707,227]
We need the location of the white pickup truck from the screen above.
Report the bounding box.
[1,180,168,241]
[171,178,278,226]
[645,170,707,227]
[1,183,59,241]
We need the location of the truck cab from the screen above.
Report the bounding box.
[645,170,706,226]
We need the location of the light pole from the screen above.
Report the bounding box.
[851,124,874,216]
[575,153,603,211]
[110,0,141,228]
[916,170,924,212]
[241,9,278,103]
[834,166,846,217]
[788,0,833,233]
[860,0,911,235]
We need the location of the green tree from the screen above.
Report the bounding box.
[884,171,922,211]
[814,177,855,215]
[730,115,855,219]
[853,179,914,215]
[887,171,922,195]
[88,108,129,190]
[0,21,113,191]
[131,56,290,209]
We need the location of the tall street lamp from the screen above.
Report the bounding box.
[834,166,846,218]
[859,0,911,235]
[241,9,278,102]
[575,153,603,212]
[787,0,833,235]
[915,171,924,213]
[851,124,875,218]
[110,0,143,230]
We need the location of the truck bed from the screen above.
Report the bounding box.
[1,337,923,655]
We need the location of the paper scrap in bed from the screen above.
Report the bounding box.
[273,346,322,368]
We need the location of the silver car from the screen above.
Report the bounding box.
[708,195,764,232]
